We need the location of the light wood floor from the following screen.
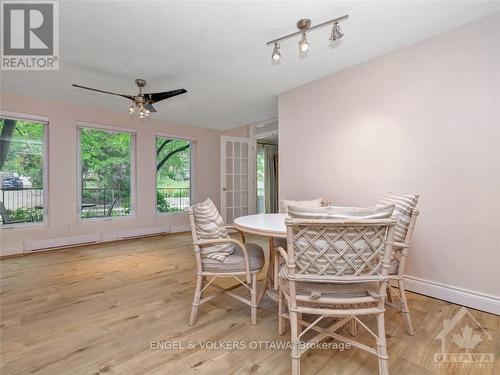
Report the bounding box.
[1,233,498,375]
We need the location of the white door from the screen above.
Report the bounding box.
[221,136,256,223]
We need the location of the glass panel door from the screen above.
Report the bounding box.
[221,136,256,223]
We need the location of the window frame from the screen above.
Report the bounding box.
[76,121,136,223]
[154,132,196,216]
[0,110,49,229]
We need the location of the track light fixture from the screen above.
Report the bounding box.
[266,14,348,61]
[330,22,343,41]
[271,42,281,61]
[298,32,309,53]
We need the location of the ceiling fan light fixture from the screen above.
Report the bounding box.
[72,79,187,119]
[330,22,343,41]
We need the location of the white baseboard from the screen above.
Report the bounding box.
[170,224,190,233]
[0,243,24,257]
[118,225,169,239]
[403,275,500,315]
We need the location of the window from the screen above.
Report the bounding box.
[0,116,47,225]
[256,144,265,214]
[156,136,191,214]
[79,126,134,219]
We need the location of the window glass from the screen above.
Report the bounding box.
[156,136,191,213]
[0,118,46,225]
[80,127,133,219]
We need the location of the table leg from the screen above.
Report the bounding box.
[257,237,280,304]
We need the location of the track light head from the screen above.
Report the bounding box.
[330,22,343,41]
[298,32,309,53]
[271,42,281,61]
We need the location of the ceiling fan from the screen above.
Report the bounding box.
[72,79,187,118]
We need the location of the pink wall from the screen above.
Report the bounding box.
[279,15,500,307]
[0,94,222,255]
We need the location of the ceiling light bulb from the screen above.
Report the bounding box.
[299,32,309,53]
[330,22,343,41]
[145,111,149,117]
[271,42,281,61]
[145,109,150,114]
[129,106,135,113]
[139,113,144,119]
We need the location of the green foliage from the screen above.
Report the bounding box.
[80,129,131,215]
[7,208,43,222]
[156,137,190,182]
[156,190,173,213]
[0,119,44,186]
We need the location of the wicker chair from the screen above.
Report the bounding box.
[186,207,265,326]
[386,209,419,335]
[277,217,397,375]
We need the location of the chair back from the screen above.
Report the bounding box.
[106,198,118,217]
[401,209,419,246]
[0,201,12,224]
[284,218,397,284]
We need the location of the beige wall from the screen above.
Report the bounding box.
[0,94,222,255]
[279,15,500,309]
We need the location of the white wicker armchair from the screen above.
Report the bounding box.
[186,208,265,326]
[277,217,397,375]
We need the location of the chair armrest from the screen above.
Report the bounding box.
[195,237,252,283]
[224,225,246,242]
[275,246,294,268]
[393,241,410,249]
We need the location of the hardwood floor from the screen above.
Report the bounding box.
[1,233,498,375]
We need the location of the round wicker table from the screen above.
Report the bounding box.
[233,213,287,302]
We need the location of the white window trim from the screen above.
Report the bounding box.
[0,110,48,124]
[0,113,49,229]
[155,132,196,216]
[76,123,136,223]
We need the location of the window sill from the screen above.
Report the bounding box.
[156,211,187,217]
[78,215,135,224]
[1,221,48,230]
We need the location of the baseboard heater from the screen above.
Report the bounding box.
[119,226,169,239]
[24,233,101,252]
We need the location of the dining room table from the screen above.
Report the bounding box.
[233,213,287,303]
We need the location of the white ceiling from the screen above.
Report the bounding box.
[1,1,499,129]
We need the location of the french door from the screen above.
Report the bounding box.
[220,136,256,223]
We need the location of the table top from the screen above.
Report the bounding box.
[233,213,287,238]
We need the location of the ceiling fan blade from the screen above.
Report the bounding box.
[144,103,157,113]
[72,84,134,100]
[144,89,187,104]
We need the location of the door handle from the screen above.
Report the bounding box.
[222,187,228,191]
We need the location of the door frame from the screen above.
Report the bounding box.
[220,135,257,222]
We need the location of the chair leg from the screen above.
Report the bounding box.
[386,286,394,304]
[349,316,358,337]
[290,310,301,375]
[189,275,204,326]
[376,312,389,375]
[398,279,414,335]
[278,288,286,335]
[250,273,257,326]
